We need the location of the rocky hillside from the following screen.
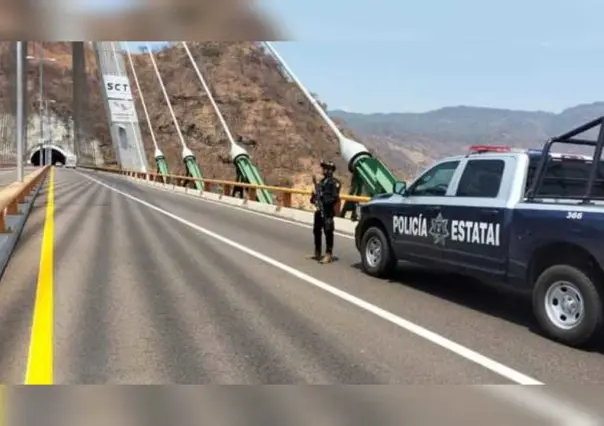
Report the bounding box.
[0,42,110,160]
[0,42,387,193]
[126,42,354,187]
[331,103,604,176]
[5,42,600,187]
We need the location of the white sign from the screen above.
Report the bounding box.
[103,74,132,100]
[108,99,138,123]
[451,218,500,246]
[393,212,500,246]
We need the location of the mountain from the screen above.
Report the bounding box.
[330,103,604,178]
[0,42,359,209]
[125,42,353,188]
[3,41,602,190]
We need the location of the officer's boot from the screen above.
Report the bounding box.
[307,250,322,260]
[322,227,334,264]
[309,226,322,260]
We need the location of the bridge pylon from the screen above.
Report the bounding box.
[93,42,148,173]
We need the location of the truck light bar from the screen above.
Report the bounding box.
[468,145,512,154]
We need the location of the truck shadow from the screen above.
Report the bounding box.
[350,262,604,354]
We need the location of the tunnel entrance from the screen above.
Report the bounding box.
[30,147,67,166]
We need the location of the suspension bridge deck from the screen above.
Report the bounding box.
[0,168,603,422]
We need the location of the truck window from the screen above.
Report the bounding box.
[408,160,459,197]
[456,159,504,198]
[525,157,604,198]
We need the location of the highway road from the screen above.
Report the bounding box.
[1,167,604,422]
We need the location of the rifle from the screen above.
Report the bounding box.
[312,175,325,218]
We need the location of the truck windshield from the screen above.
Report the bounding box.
[525,156,604,198]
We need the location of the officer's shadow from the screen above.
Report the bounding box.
[350,261,604,354]
[309,256,341,264]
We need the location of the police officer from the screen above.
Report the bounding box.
[309,160,341,264]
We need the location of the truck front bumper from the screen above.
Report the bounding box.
[354,219,364,252]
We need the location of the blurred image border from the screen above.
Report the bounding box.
[0,0,291,41]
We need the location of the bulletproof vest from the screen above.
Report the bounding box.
[318,177,338,203]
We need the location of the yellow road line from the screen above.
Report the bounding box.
[25,167,55,385]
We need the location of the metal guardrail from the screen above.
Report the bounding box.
[83,166,372,213]
[0,166,49,232]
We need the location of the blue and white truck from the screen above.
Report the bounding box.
[354,117,604,347]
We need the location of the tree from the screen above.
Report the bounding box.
[310,92,328,111]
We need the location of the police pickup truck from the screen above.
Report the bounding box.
[354,117,604,347]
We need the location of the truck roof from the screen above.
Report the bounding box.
[443,145,594,163]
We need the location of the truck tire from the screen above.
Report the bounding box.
[533,264,604,347]
[360,226,397,278]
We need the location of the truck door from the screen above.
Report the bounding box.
[391,159,461,264]
[439,157,513,279]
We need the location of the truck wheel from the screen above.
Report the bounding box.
[360,226,397,278]
[533,264,604,347]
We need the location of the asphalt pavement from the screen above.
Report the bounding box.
[1,167,604,423]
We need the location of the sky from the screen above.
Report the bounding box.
[84,0,604,113]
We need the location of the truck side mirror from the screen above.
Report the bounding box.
[393,181,407,195]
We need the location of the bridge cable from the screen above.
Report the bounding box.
[144,43,204,187]
[124,44,161,153]
[1,114,7,164]
[144,44,187,150]
[263,42,343,140]
[181,42,271,203]
[181,42,236,147]
[124,43,169,177]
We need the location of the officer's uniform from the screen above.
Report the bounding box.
[310,160,341,264]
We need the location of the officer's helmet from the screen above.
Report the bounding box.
[320,160,336,172]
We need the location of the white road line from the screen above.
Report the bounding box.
[78,170,542,385]
[88,170,356,239]
[80,171,604,424]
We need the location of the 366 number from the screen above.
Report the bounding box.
[566,211,583,219]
